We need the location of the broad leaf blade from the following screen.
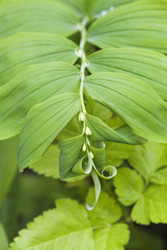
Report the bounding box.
[85,72,167,143]
[150,168,167,185]
[0,0,80,39]
[18,93,80,171]
[86,114,145,144]
[0,62,80,140]
[0,223,8,250]
[88,48,167,100]
[0,32,79,85]
[87,0,167,53]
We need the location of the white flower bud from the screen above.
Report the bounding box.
[75,48,82,57]
[85,126,92,135]
[90,151,94,159]
[78,112,85,122]
[82,143,86,151]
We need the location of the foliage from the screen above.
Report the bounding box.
[0,0,167,249]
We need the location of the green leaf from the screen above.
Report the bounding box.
[0,223,8,250]
[129,141,167,181]
[88,48,167,100]
[86,114,145,144]
[114,168,144,206]
[0,136,18,207]
[0,62,80,140]
[86,189,122,226]
[18,93,81,171]
[0,32,78,86]
[58,134,84,179]
[131,185,167,225]
[105,142,133,167]
[94,224,130,250]
[29,144,60,179]
[85,72,167,143]
[10,199,94,250]
[150,168,167,185]
[0,0,80,39]
[87,0,167,53]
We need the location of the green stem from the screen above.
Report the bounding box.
[102,180,149,250]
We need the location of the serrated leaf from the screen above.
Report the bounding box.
[0,62,80,140]
[150,168,167,185]
[131,185,167,225]
[86,114,145,144]
[129,141,167,181]
[30,144,60,179]
[87,0,167,53]
[10,199,94,250]
[58,134,84,179]
[0,0,80,39]
[88,48,167,100]
[85,72,167,143]
[0,136,18,207]
[114,168,144,206]
[0,32,78,86]
[18,93,80,171]
[0,223,8,250]
[94,224,130,250]
[86,189,122,226]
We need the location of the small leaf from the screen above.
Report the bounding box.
[0,0,80,39]
[86,114,145,144]
[131,185,167,225]
[128,141,167,181]
[114,168,144,206]
[30,144,60,179]
[150,168,167,185]
[94,224,130,250]
[18,93,80,171]
[0,32,78,85]
[0,62,80,140]
[86,189,122,226]
[10,199,94,250]
[87,1,167,53]
[88,48,167,100]
[85,72,167,143]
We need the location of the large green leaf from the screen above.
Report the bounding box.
[10,199,95,250]
[0,0,80,39]
[18,93,80,171]
[0,32,78,86]
[0,223,8,250]
[86,114,145,144]
[85,72,167,143]
[87,0,167,53]
[128,141,167,181]
[131,185,167,225]
[0,62,80,140]
[94,224,130,250]
[88,48,167,100]
[114,168,144,206]
[0,137,18,207]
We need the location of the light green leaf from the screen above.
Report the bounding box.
[0,32,78,86]
[0,62,80,140]
[0,0,80,39]
[94,224,130,250]
[88,48,167,100]
[18,93,81,171]
[58,134,84,179]
[0,136,18,207]
[87,0,167,53]
[30,144,60,179]
[10,199,94,250]
[129,141,167,181]
[85,72,167,143]
[150,168,167,185]
[114,168,144,206]
[0,223,8,250]
[89,141,105,169]
[86,114,145,144]
[86,189,122,226]
[105,142,133,167]
[131,185,167,225]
